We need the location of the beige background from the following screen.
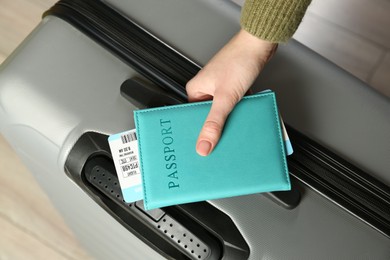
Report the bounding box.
[1,0,389,259]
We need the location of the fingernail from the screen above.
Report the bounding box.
[197,140,212,156]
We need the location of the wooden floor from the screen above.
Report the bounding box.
[0,0,389,259]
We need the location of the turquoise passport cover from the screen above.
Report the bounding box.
[134,91,290,210]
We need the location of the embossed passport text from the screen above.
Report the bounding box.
[134,91,291,210]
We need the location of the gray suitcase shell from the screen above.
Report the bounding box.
[0,0,389,259]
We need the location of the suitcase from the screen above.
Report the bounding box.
[0,0,389,259]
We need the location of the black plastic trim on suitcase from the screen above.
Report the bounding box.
[65,132,250,260]
[85,156,216,260]
[50,0,390,239]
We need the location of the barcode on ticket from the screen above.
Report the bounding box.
[121,132,137,144]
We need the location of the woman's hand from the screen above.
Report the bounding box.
[186,29,277,156]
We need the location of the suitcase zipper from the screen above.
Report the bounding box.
[287,128,390,238]
[46,0,390,238]
[44,0,200,101]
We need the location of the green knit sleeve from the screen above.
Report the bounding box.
[240,0,311,43]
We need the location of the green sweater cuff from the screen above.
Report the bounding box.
[240,0,311,43]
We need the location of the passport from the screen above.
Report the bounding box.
[134,91,290,210]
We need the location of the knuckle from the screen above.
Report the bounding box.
[203,120,222,136]
[229,90,242,105]
[216,89,242,110]
[186,79,196,92]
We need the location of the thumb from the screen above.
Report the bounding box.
[196,92,240,156]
